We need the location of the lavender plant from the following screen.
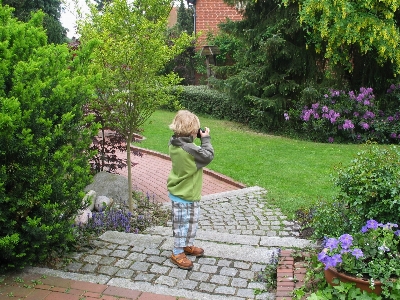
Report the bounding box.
[72,191,170,248]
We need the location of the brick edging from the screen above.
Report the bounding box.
[132,146,247,189]
[276,250,309,300]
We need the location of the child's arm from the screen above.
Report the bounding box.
[182,135,214,169]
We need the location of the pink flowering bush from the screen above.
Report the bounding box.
[293,86,400,143]
[318,220,400,298]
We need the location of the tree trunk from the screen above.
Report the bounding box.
[127,132,135,212]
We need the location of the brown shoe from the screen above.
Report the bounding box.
[170,253,193,270]
[184,246,204,257]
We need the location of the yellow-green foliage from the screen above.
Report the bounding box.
[296,0,400,74]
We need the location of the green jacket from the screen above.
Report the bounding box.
[167,135,214,201]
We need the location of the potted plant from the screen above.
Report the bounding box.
[317,219,400,298]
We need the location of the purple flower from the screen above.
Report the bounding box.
[388,116,394,122]
[331,90,340,97]
[342,119,354,130]
[329,254,343,268]
[363,111,375,119]
[322,106,329,113]
[325,238,339,250]
[360,122,369,130]
[318,251,328,262]
[328,137,334,143]
[284,113,290,121]
[390,133,397,139]
[302,109,312,121]
[365,219,379,230]
[312,103,320,110]
[339,234,353,249]
[329,110,340,123]
[352,248,364,259]
[394,230,400,236]
[382,222,398,229]
[378,245,390,252]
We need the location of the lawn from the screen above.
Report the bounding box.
[137,110,365,218]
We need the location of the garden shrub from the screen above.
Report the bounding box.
[166,85,252,124]
[334,145,400,226]
[291,87,400,144]
[312,145,400,239]
[0,7,98,271]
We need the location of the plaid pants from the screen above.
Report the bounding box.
[171,201,200,248]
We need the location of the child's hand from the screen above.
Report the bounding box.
[200,127,210,137]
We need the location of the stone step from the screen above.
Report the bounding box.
[147,226,315,249]
[99,230,277,265]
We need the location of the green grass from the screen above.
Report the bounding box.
[137,110,365,218]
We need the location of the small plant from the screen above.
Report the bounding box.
[318,220,400,299]
[291,249,381,299]
[254,249,281,294]
[310,198,361,240]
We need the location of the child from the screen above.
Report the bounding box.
[167,110,214,270]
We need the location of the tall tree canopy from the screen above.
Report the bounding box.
[2,0,67,44]
[79,0,191,211]
[290,0,400,91]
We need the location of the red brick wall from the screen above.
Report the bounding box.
[168,7,178,28]
[195,0,242,47]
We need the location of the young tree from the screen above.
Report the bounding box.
[79,0,191,212]
[93,0,113,11]
[0,4,98,270]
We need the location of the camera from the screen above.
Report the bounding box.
[197,128,205,138]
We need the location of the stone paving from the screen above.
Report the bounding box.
[24,187,314,300]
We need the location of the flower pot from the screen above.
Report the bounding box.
[324,267,382,295]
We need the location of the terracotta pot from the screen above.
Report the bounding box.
[324,267,382,295]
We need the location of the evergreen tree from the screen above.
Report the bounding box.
[210,0,324,131]
[0,4,98,271]
[177,0,194,34]
[164,0,197,85]
[2,0,67,44]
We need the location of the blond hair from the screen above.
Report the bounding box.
[169,110,200,136]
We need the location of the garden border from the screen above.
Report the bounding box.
[277,250,309,300]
